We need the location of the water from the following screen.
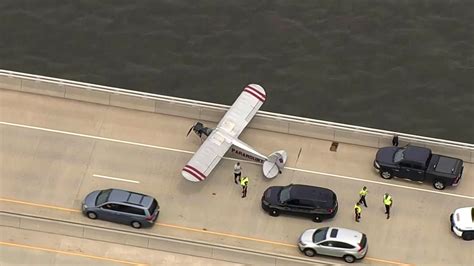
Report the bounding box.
[1,0,473,143]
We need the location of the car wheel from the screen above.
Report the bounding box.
[380,171,392,179]
[303,248,316,257]
[433,180,446,190]
[462,231,474,241]
[269,209,280,217]
[86,212,97,219]
[131,221,142,229]
[343,255,356,263]
[313,215,322,223]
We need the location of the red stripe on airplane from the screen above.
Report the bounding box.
[244,87,265,102]
[246,85,266,99]
[183,165,206,181]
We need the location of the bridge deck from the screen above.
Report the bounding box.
[1,89,472,265]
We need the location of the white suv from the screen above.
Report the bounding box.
[450,207,474,240]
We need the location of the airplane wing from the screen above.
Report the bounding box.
[182,129,232,182]
[216,84,266,137]
[182,84,266,182]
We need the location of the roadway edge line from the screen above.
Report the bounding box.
[2,121,473,200]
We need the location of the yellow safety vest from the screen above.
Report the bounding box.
[384,195,392,205]
[359,189,368,196]
[240,176,249,186]
[354,204,361,214]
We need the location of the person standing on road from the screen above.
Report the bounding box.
[358,186,368,207]
[354,202,362,222]
[240,176,249,198]
[392,135,399,146]
[234,162,242,184]
[383,193,393,219]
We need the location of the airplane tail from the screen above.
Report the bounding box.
[262,150,288,179]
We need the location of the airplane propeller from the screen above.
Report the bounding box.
[186,124,195,137]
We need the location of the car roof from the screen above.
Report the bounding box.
[290,184,335,200]
[454,207,474,229]
[326,227,363,245]
[107,188,153,208]
[403,146,431,164]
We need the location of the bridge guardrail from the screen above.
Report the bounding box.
[1,69,472,162]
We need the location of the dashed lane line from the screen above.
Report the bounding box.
[93,174,140,184]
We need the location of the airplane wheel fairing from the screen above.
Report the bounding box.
[131,221,142,229]
[433,180,446,190]
[269,209,280,217]
[86,212,97,219]
[303,248,316,257]
[380,171,392,179]
[343,255,356,263]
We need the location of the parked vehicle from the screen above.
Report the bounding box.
[373,145,464,190]
[450,207,474,240]
[298,227,368,263]
[82,188,159,228]
[261,184,338,222]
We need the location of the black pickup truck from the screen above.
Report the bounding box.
[373,145,464,190]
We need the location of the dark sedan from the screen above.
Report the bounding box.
[261,184,338,222]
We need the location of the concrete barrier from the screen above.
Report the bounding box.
[334,130,381,148]
[0,211,320,265]
[110,93,156,113]
[288,121,335,141]
[21,79,66,98]
[0,213,20,227]
[19,216,84,238]
[250,115,290,133]
[1,69,472,163]
[0,75,22,91]
[65,86,110,105]
[155,101,202,120]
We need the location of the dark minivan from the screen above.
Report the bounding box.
[261,184,338,222]
[82,188,159,228]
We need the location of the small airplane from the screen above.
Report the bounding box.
[182,84,288,182]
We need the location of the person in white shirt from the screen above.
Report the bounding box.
[234,162,242,184]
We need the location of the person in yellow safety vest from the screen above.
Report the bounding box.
[354,202,362,222]
[358,186,368,207]
[383,193,393,219]
[240,176,249,198]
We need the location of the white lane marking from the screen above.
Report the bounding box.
[0,121,193,154]
[2,121,473,200]
[93,174,140,184]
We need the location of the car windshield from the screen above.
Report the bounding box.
[279,186,291,203]
[96,189,112,205]
[313,227,328,243]
[393,148,405,163]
